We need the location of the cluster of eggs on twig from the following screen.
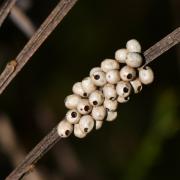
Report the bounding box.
[57,39,154,138]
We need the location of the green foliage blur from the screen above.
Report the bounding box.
[0,0,179,179]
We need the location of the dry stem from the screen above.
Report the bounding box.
[0,0,78,94]
[143,27,180,66]
[0,0,17,27]
[6,127,60,180]
[0,115,44,180]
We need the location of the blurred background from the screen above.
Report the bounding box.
[0,0,179,179]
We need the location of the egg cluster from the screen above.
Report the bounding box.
[57,39,154,138]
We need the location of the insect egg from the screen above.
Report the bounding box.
[101,59,120,72]
[106,111,118,122]
[77,99,92,115]
[92,106,106,121]
[57,119,73,138]
[66,109,81,124]
[91,71,107,86]
[130,78,143,94]
[104,99,118,111]
[82,77,96,94]
[72,82,88,97]
[106,69,120,84]
[79,115,94,133]
[89,90,104,106]
[103,84,117,100]
[120,65,136,81]
[74,124,87,138]
[126,39,141,53]
[115,48,128,63]
[139,66,154,85]
[65,94,81,109]
[116,81,132,97]
[126,52,143,68]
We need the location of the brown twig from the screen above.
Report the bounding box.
[0,114,45,180]
[143,27,180,66]
[5,27,180,180]
[0,0,17,27]
[36,105,83,177]
[0,0,79,95]
[0,0,35,37]
[6,127,61,180]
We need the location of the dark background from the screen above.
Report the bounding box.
[0,0,179,179]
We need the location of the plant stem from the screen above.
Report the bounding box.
[6,127,61,180]
[143,27,180,66]
[0,0,79,94]
[0,0,17,27]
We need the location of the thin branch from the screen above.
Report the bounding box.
[36,105,83,176]
[5,27,180,180]
[0,114,44,180]
[0,0,35,37]
[143,27,180,66]
[6,127,61,180]
[0,0,79,95]
[0,0,17,27]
